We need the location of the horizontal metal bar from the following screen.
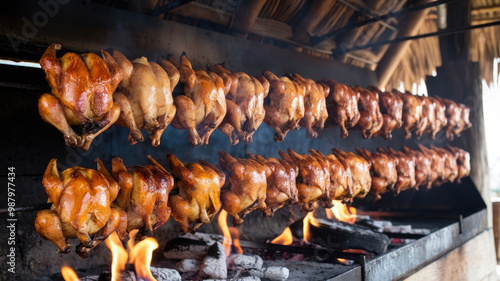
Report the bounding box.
[0,203,51,214]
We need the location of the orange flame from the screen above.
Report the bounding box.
[218,209,232,256]
[105,232,128,281]
[229,227,243,254]
[303,212,315,243]
[61,266,79,281]
[129,237,159,281]
[271,227,293,245]
[326,200,357,224]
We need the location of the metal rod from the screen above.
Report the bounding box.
[0,203,51,214]
[311,0,458,46]
[333,20,500,55]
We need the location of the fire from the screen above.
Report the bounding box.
[105,232,128,281]
[61,266,79,281]
[326,200,357,224]
[303,212,315,243]
[271,227,293,245]
[218,209,243,256]
[129,237,159,281]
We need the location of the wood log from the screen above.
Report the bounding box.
[200,242,228,279]
[203,276,261,281]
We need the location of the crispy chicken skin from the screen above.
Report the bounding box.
[111,156,174,239]
[378,148,416,194]
[401,146,432,191]
[112,50,179,147]
[260,71,306,142]
[427,97,447,140]
[437,98,472,140]
[249,153,298,217]
[38,43,122,151]
[166,154,225,234]
[168,54,230,146]
[218,152,269,225]
[432,145,459,185]
[418,144,446,187]
[368,86,403,140]
[331,148,371,201]
[207,63,269,144]
[394,90,423,140]
[321,79,360,138]
[356,148,397,201]
[35,159,126,258]
[279,149,330,212]
[446,145,471,183]
[352,86,383,139]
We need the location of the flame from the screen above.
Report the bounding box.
[129,237,159,281]
[61,266,79,281]
[105,232,128,281]
[229,227,243,254]
[271,227,293,245]
[218,209,232,256]
[326,200,357,224]
[303,212,315,243]
[337,249,366,265]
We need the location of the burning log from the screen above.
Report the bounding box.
[227,254,263,270]
[175,259,202,273]
[164,237,209,259]
[200,242,228,279]
[248,267,290,281]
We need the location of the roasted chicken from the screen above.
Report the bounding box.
[401,146,432,191]
[368,86,403,140]
[218,152,269,225]
[35,159,126,258]
[207,63,269,144]
[249,153,298,217]
[279,149,330,211]
[321,79,360,138]
[378,148,416,194]
[112,50,179,147]
[432,145,458,184]
[418,96,436,140]
[38,43,122,151]
[260,71,306,141]
[330,148,372,201]
[356,148,397,201]
[438,98,472,140]
[290,73,329,138]
[446,145,471,182]
[427,96,447,140]
[352,86,383,138]
[167,154,225,233]
[395,90,424,139]
[418,144,446,187]
[168,54,230,146]
[111,156,174,239]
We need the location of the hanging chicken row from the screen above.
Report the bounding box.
[38,44,471,150]
[35,145,469,257]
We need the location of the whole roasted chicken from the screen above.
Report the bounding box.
[35,159,127,258]
[367,86,403,140]
[395,90,424,139]
[112,50,179,147]
[167,154,225,233]
[331,148,372,201]
[168,54,230,146]
[437,98,472,140]
[249,153,298,217]
[309,149,353,204]
[432,145,458,184]
[207,63,269,144]
[427,97,447,140]
[418,96,436,139]
[356,148,397,201]
[321,79,360,138]
[378,148,416,194]
[352,86,383,138]
[218,152,269,225]
[279,149,330,211]
[260,71,306,142]
[446,145,471,182]
[401,146,432,191]
[38,43,122,151]
[290,73,329,138]
[111,156,174,239]
[418,144,446,187]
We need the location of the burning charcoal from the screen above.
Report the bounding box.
[97,271,136,281]
[164,237,209,259]
[200,242,228,279]
[185,232,226,244]
[227,254,263,270]
[175,259,202,273]
[203,277,261,281]
[248,266,289,280]
[150,267,181,281]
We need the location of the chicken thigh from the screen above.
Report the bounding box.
[167,154,225,233]
[356,148,397,201]
[38,43,122,151]
[112,50,179,147]
[321,79,360,138]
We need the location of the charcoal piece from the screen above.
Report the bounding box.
[227,254,263,270]
[200,242,227,279]
[164,237,209,259]
[175,258,202,272]
[150,267,181,281]
[248,266,289,280]
[97,270,136,281]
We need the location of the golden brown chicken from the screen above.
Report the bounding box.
[167,154,225,233]
[168,54,230,146]
[437,98,471,140]
[38,43,122,151]
[367,86,403,140]
[279,149,330,212]
[401,146,432,191]
[249,153,298,217]
[309,149,353,204]
[418,96,436,139]
[395,90,424,139]
[446,145,471,182]
[111,156,174,239]
[352,86,383,139]
[260,71,306,142]
[356,148,397,201]
[207,63,269,144]
[427,96,447,140]
[321,79,360,138]
[378,148,416,194]
[432,145,459,184]
[218,152,269,225]
[331,149,371,201]
[112,50,179,147]
[459,104,472,136]
[290,73,329,138]
[417,144,446,187]
[35,159,127,258]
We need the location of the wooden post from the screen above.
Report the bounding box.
[375,0,435,89]
[230,0,268,38]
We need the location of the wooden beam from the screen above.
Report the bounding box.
[376,0,435,89]
[471,5,500,16]
[292,0,337,44]
[230,0,267,38]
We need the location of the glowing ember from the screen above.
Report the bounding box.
[303,212,315,243]
[336,249,366,265]
[105,232,128,281]
[271,227,293,245]
[61,266,79,281]
[129,237,159,281]
[326,200,357,224]
[229,227,244,254]
[218,209,232,256]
